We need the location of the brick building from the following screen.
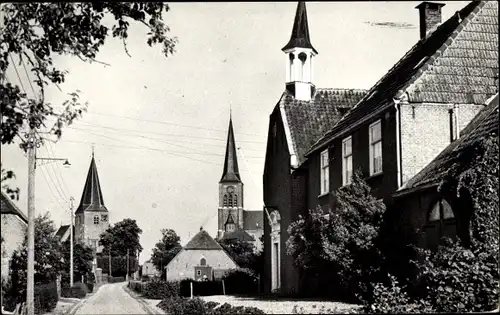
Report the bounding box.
[1,191,27,280]
[217,116,263,251]
[262,0,498,295]
[262,1,367,294]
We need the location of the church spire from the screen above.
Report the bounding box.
[282,1,317,54]
[220,116,241,182]
[75,153,108,214]
[282,1,317,101]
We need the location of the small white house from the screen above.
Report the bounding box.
[165,228,238,281]
[142,260,160,277]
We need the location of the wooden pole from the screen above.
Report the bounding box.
[222,279,226,295]
[190,281,193,299]
[126,249,130,281]
[26,127,36,315]
[69,197,74,287]
[109,248,112,278]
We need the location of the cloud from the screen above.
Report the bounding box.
[364,21,416,29]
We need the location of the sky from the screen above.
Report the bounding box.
[1,1,469,264]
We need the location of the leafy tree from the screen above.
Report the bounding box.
[1,164,19,200]
[217,236,263,276]
[8,212,63,303]
[286,170,386,302]
[60,239,94,285]
[1,2,177,147]
[150,228,182,273]
[99,218,143,257]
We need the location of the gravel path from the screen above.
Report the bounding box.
[74,283,151,314]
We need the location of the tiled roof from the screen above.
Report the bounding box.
[309,1,498,154]
[55,225,75,240]
[184,229,224,250]
[220,117,241,182]
[76,156,108,214]
[243,210,263,230]
[1,191,27,223]
[282,2,318,54]
[222,228,255,242]
[402,93,499,190]
[280,88,367,166]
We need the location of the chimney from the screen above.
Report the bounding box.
[416,2,446,39]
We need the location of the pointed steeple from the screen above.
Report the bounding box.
[282,2,318,54]
[220,116,241,182]
[75,154,108,214]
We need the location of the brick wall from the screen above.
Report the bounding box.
[400,103,483,186]
[1,214,27,280]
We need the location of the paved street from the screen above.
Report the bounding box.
[75,282,150,315]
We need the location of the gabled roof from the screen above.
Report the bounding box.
[222,228,255,242]
[243,210,263,230]
[1,191,27,223]
[225,213,235,225]
[75,155,108,214]
[399,93,499,192]
[220,117,241,183]
[184,229,224,250]
[276,88,367,167]
[55,224,75,241]
[309,1,498,154]
[282,1,318,54]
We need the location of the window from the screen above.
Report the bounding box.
[197,270,201,276]
[425,199,456,249]
[342,136,353,185]
[233,195,238,206]
[228,193,233,207]
[93,215,99,224]
[226,223,235,232]
[369,120,383,175]
[200,258,206,266]
[101,214,108,222]
[223,195,228,207]
[320,149,329,194]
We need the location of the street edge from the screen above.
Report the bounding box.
[122,282,163,315]
[64,283,103,315]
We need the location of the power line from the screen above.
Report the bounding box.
[39,165,68,212]
[44,143,71,198]
[20,55,37,99]
[86,111,265,137]
[71,121,265,144]
[9,54,27,95]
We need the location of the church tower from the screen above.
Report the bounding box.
[74,151,110,253]
[217,115,244,239]
[282,1,318,101]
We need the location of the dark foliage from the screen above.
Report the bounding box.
[96,255,139,277]
[99,218,143,257]
[141,278,180,299]
[156,296,266,315]
[61,282,88,299]
[150,228,182,274]
[179,279,223,297]
[221,268,259,295]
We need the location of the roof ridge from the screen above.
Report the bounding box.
[402,1,487,100]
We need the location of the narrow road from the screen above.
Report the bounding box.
[74,282,150,314]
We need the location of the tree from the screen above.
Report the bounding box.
[8,212,63,304]
[99,218,143,256]
[217,236,263,276]
[60,240,94,285]
[1,2,177,147]
[150,228,182,273]
[286,170,386,302]
[1,164,19,200]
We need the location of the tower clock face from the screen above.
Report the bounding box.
[227,186,235,193]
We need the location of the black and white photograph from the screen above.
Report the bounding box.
[1,1,498,314]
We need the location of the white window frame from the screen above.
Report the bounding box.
[320,149,329,194]
[369,120,383,175]
[342,136,353,186]
[93,215,99,225]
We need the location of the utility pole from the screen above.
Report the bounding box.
[108,248,112,277]
[69,197,75,287]
[26,127,36,315]
[126,249,130,281]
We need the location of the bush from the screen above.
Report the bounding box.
[61,282,88,299]
[33,282,59,315]
[87,282,94,293]
[107,276,126,283]
[142,278,180,299]
[221,268,258,295]
[128,280,144,294]
[156,297,266,315]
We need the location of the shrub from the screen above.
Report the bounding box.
[128,280,144,294]
[156,297,266,315]
[221,268,258,295]
[107,276,126,283]
[142,278,180,299]
[33,282,59,315]
[87,282,94,293]
[61,282,88,299]
[179,279,223,297]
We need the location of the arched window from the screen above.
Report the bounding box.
[223,195,228,207]
[200,258,206,266]
[228,193,233,207]
[425,199,456,249]
[298,52,307,81]
[289,53,295,81]
[233,195,238,207]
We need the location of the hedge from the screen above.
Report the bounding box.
[179,279,224,297]
[2,280,59,314]
[61,282,88,299]
[157,296,266,315]
[221,268,259,295]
